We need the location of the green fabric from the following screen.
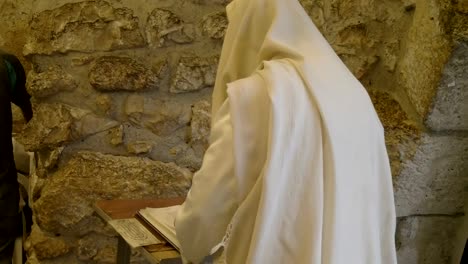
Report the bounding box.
[3,59,16,95]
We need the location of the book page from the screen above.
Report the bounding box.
[139,205,181,250]
[109,218,161,248]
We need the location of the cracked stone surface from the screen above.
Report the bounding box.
[127,141,153,154]
[369,90,420,177]
[426,42,468,131]
[125,95,191,136]
[170,56,218,93]
[24,0,145,55]
[396,216,463,264]
[89,56,159,92]
[146,8,195,47]
[202,12,228,39]
[17,103,119,151]
[27,67,78,98]
[34,151,192,234]
[27,224,70,260]
[394,134,468,216]
[190,100,211,157]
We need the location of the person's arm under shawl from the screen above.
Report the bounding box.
[175,99,238,263]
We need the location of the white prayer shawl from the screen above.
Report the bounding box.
[175,0,397,263]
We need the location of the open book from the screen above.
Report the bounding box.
[138,205,181,252]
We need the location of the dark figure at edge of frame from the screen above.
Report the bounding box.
[0,50,33,263]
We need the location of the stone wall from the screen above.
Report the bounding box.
[0,0,466,263]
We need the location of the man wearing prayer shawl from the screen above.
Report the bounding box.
[175,0,398,263]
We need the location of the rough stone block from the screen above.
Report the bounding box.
[26,67,77,98]
[89,56,159,92]
[34,151,192,234]
[452,3,468,40]
[108,125,124,146]
[426,42,468,131]
[202,12,228,39]
[17,103,74,151]
[331,22,379,79]
[24,1,145,55]
[28,224,70,260]
[394,134,468,216]
[397,0,452,117]
[146,8,195,47]
[17,103,119,151]
[368,90,420,177]
[95,94,113,114]
[115,125,186,165]
[396,216,463,264]
[170,56,218,93]
[191,100,211,157]
[125,95,191,136]
[127,141,153,154]
[76,233,119,263]
[37,147,64,170]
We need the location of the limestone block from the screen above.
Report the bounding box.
[77,236,98,261]
[368,90,420,177]
[426,42,468,131]
[73,109,120,138]
[125,95,191,136]
[28,224,70,260]
[17,103,73,151]
[396,216,463,264]
[382,41,399,73]
[330,21,379,79]
[298,0,325,28]
[176,146,204,172]
[96,94,113,114]
[91,245,117,264]
[77,233,118,262]
[170,56,218,93]
[17,103,119,151]
[120,125,189,165]
[191,100,211,157]
[202,12,228,39]
[37,147,64,170]
[146,9,195,47]
[397,0,452,117]
[0,1,31,59]
[299,0,396,80]
[26,67,78,98]
[24,1,145,55]
[109,125,124,146]
[452,3,468,40]
[34,151,191,234]
[127,141,153,154]
[89,56,159,92]
[394,134,468,216]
